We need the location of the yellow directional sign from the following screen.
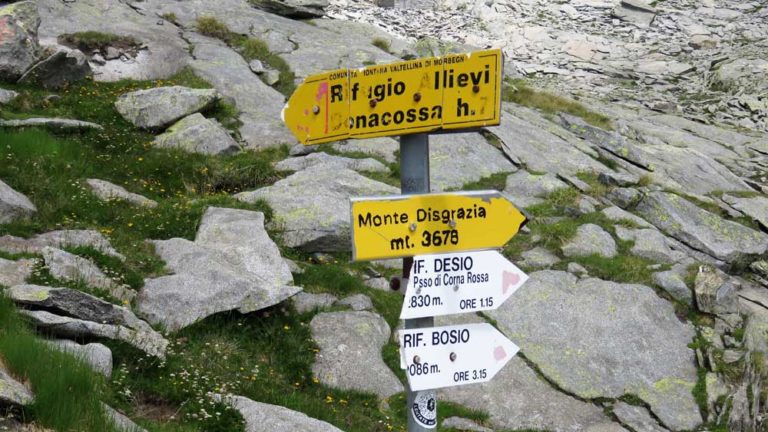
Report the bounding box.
[281,69,350,145]
[282,49,504,145]
[350,190,526,261]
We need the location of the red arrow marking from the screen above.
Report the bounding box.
[502,271,520,294]
[494,345,507,361]
[316,82,329,134]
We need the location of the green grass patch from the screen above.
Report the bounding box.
[58,31,138,53]
[0,295,118,431]
[503,78,612,130]
[193,16,296,97]
[452,172,510,192]
[692,367,708,419]
[574,172,610,199]
[195,16,232,42]
[371,38,392,54]
[110,307,406,432]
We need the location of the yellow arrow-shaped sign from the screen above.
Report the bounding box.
[350,190,526,261]
[282,49,504,145]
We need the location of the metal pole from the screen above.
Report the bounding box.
[400,133,436,431]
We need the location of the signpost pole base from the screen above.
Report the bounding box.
[400,133,436,431]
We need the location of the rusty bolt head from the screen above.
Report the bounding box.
[413,355,421,364]
[369,99,378,108]
[450,352,457,362]
[413,92,421,102]
[312,105,320,114]
[390,277,401,291]
[472,85,480,93]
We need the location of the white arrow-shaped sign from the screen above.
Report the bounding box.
[400,250,528,319]
[399,323,519,391]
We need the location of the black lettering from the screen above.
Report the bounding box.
[358,213,372,227]
[369,113,379,127]
[457,98,469,117]
[381,112,392,126]
[355,114,367,129]
[394,111,404,124]
[406,108,416,123]
[419,107,429,121]
[331,84,344,103]
[457,73,469,87]
[391,237,405,250]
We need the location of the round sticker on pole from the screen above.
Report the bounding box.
[412,390,437,428]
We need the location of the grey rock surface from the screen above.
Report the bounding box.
[598,171,640,187]
[185,33,295,149]
[255,0,329,18]
[42,246,134,303]
[86,179,158,208]
[613,402,669,432]
[613,0,656,28]
[712,58,768,94]
[310,311,402,398]
[519,246,561,269]
[0,257,34,287]
[18,47,91,89]
[0,364,33,408]
[275,152,389,174]
[138,207,300,331]
[429,132,516,192]
[561,224,617,258]
[235,166,398,251]
[115,86,219,130]
[36,0,190,82]
[442,356,612,432]
[607,188,642,209]
[0,88,19,104]
[721,194,768,230]
[441,417,492,432]
[694,266,739,315]
[601,206,652,228]
[0,179,37,224]
[46,339,113,378]
[503,171,568,209]
[291,292,337,314]
[0,230,124,260]
[336,293,372,311]
[492,104,608,176]
[333,137,398,163]
[488,271,701,430]
[218,394,343,432]
[102,404,148,432]
[153,113,240,155]
[557,113,652,170]
[652,259,695,305]
[0,118,102,132]
[635,192,768,265]
[629,228,687,264]
[0,1,40,81]
[21,309,167,359]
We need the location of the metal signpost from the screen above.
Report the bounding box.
[283,47,528,432]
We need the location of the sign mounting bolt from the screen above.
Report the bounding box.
[409,223,417,232]
[472,85,480,93]
[449,220,457,228]
[413,92,421,102]
[389,277,401,291]
[450,352,457,362]
[453,285,459,292]
[413,355,421,364]
[369,99,377,108]
[312,105,320,114]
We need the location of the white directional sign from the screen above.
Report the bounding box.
[400,250,528,319]
[399,323,519,391]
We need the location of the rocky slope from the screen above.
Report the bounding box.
[0,0,767,431]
